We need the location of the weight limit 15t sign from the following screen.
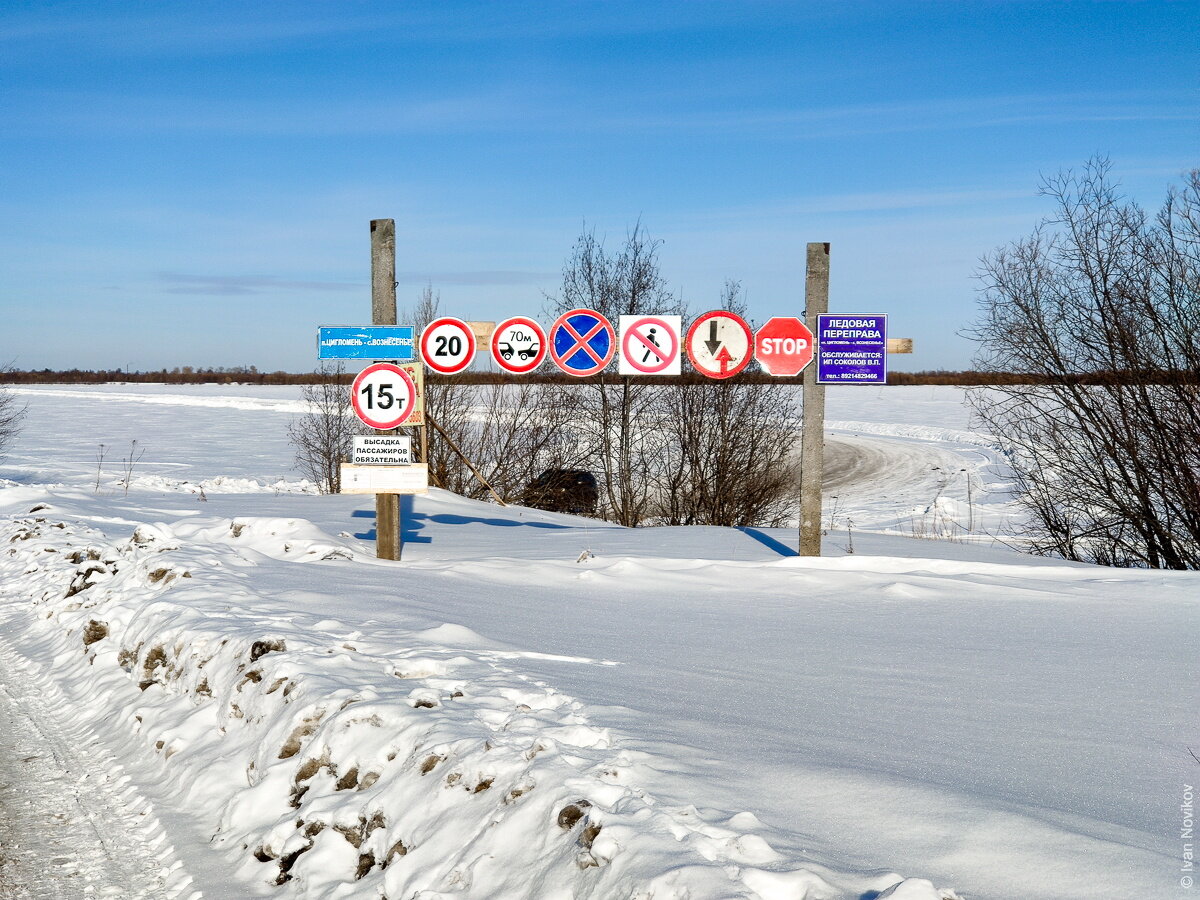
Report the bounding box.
[350,363,419,429]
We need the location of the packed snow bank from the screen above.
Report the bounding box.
[0,507,960,899]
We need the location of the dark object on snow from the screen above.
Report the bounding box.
[521,469,598,515]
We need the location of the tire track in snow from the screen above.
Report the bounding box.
[0,634,198,900]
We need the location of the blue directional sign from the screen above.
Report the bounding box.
[816,314,887,384]
[549,308,615,376]
[317,326,416,361]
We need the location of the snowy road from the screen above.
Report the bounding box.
[823,435,963,494]
[0,384,1192,900]
[0,633,181,899]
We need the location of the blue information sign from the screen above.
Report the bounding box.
[317,326,416,361]
[816,314,887,384]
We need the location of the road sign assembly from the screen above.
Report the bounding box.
[318,326,416,361]
[549,309,615,376]
[351,435,412,465]
[755,317,814,376]
[420,317,476,374]
[619,315,681,375]
[340,463,429,494]
[350,362,419,429]
[491,316,547,374]
[685,310,753,379]
[816,314,888,384]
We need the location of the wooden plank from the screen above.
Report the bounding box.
[467,321,495,348]
[887,338,913,354]
[341,464,430,494]
[396,361,425,425]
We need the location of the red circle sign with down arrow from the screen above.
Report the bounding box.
[685,310,753,379]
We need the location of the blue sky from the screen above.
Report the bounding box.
[2,1,1196,372]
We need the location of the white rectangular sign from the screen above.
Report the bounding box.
[352,435,413,465]
[619,315,682,376]
[340,463,429,494]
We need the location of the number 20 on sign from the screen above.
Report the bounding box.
[419,317,476,375]
[351,362,418,429]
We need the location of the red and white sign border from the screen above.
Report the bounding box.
[754,316,814,377]
[419,316,477,375]
[491,316,548,374]
[549,308,616,377]
[620,315,680,375]
[351,362,418,430]
[686,310,754,379]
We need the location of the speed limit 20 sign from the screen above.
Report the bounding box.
[351,362,419,429]
[420,317,476,375]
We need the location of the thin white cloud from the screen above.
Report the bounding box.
[9,82,1191,142]
[3,87,533,137]
[156,270,553,295]
[0,3,825,55]
[396,270,555,287]
[587,90,1199,138]
[157,273,361,296]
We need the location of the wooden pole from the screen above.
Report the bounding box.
[371,219,402,560]
[799,242,829,557]
[426,414,508,507]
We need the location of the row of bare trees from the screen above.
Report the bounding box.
[292,228,802,528]
[0,366,25,461]
[967,159,1200,569]
[427,228,799,527]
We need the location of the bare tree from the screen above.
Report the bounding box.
[119,439,145,497]
[288,362,362,494]
[0,367,26,459]
[469,382,582,501]
[402,285,578,503]
[545,223,684,526]
[657,281,802,526]
[966,159,1200,569]
[404,284,474,489]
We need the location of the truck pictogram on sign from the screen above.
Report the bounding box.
[491,317,548,374]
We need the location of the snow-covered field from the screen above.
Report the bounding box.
[0,384,1195,900]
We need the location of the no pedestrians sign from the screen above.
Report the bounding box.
[619,315,681,375]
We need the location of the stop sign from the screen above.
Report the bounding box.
[755,317,814,376]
